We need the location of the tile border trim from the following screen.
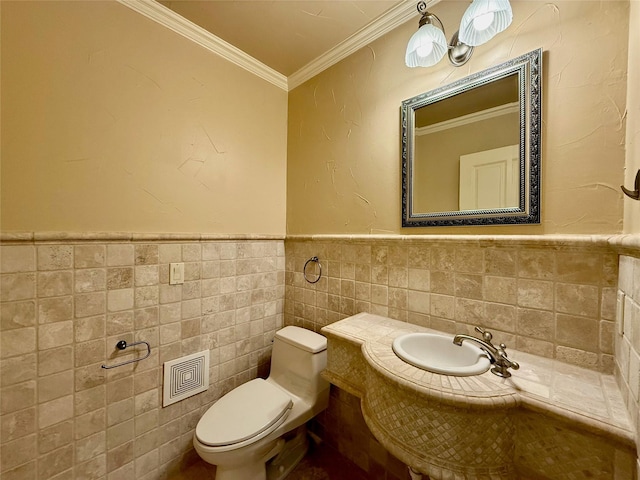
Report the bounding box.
[0,232,286,244]
[2,232,639,257]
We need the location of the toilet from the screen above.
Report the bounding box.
[193,326,330,480]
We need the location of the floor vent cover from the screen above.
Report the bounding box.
[163,350,210,407]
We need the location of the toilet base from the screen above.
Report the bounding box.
[266,426,309,480]
[213,439,284,480]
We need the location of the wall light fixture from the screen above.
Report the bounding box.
[405,0,513,68]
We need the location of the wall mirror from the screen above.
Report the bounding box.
[401,48,542,227]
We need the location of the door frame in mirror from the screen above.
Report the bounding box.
[401,48,542,227]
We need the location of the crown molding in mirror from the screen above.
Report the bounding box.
[117,0,438,92]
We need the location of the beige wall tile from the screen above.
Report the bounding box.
[107,441,133,472]
[455,274,483,300]
[557,314,599,351]
[1,273,36,302]
[556,252,603,285]
[75,269,106,293]
[407,291,430,315]
[555,283,599,318]
[1,434,37,472]
[408,268,429,292]
[430,247,455,271]
[76,315,106,342]
[430,271,454,295]
[517,249,555,280]
[135,245,159,266]
[484,276,517,304]
[1,301,36,331]
[75,454,106,479]
[75,245,106,269]
[1,381,36,414]
[75,339,106,368]
[555,345,599,369]
[37,271,72,297]
[38,346,73,377]
[107,268,133,290]
[455,298,484,325]
[517,308,554,341]
[1,328,36,358]
[517,279,554,311]
[37,246,73,271]
[75,408,106,440]
[108,289,134,312]
[455,248,484,273]
[38,395,74,429]
[483,303,516,332]
[1,354,36,388]
[484,249,516,276]
[107,245,134,267]
[37,444,73,480]
[38,321,73,350]
[76,292,106,318]
[1,246,36,273]
[38,296,73,324]
[38,421,73,454]
[75,385,106,416]
[107,398,134,427]
[38,370,74,403]
[1,408,36,443]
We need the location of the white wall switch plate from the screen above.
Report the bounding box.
[169,262,184,285]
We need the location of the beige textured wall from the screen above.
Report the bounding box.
[624,1,640,234]
[1,1,288,235]
[287,1,628,235]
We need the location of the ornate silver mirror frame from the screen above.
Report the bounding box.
[401,48,542,227]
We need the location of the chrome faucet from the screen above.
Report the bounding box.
[453,326,519,378]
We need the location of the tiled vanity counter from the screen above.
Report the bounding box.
[322,313,636,479]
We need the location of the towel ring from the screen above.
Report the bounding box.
[101,340,151,369]
[303,256,322,284]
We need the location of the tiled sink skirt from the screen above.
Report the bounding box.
[322,313,637,480]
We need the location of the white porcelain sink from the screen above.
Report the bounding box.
[392,333,491,376]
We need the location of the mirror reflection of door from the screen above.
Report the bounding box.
[412,73,520,214]
[459,145,519,211]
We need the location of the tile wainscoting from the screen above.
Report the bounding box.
[285,235,619,372]
[2,232,639,480]
[285,234,639,479]
[0,234,285,480]
[614,236,640,474]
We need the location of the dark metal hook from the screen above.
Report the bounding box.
[621,169,640,201]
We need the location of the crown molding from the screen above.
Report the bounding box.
[116,0,288,91]
[416,102,519,136]
[118,0,440,92]
[288,0,440,90]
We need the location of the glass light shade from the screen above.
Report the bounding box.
[405,23,448,68]
[458,0,513,47]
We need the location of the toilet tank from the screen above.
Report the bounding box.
[269,326,328,404]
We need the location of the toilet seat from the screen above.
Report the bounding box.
[195,378,293,448]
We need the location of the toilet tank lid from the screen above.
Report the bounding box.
[275,326,327,353]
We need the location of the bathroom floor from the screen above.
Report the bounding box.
[177,441,370,480]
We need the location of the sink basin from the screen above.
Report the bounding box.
[392,332,491,376]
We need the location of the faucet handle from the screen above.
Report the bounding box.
[497,343,520,370]
[474,326,493,343]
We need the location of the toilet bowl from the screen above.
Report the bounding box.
[193,326,330,480]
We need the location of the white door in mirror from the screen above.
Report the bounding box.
[459,144,519,210]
